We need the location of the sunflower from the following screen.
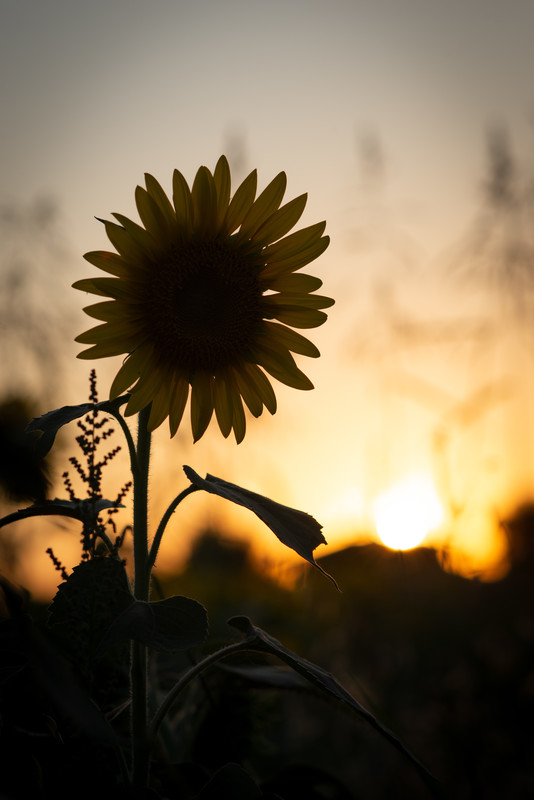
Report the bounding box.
[73,156,333,443]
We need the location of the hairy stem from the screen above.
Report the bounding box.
[146,484,199,580]
[109,405,140,483]
[130,405,152,790]
[148,641,255,753]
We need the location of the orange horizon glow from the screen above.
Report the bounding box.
[372,473,444,551]
[9,459,517,603]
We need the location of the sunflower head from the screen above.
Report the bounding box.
[74,156,333,443]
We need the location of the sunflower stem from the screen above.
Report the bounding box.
[109,404,140,482]
[131,405,151,790]
[147,641,256,753]
[146,484,199,581]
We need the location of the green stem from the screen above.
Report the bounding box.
[109,406,140,482]
[133,405,151,601]
[147,641,256,752]
[146,484,199,580]
[130,405,152,790]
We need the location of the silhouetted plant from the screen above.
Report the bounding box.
[0,158,440,800]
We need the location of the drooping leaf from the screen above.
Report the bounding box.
[221,662,311,691]
[183,466,338,589]
[228,616,375,718]
[99,595,208,653]
[228,616,440,794]
[0,497,124,531]
[26,395,129,457]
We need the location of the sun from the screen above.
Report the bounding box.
[372,474,444,551]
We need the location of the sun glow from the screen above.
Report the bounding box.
[372,474,445,551]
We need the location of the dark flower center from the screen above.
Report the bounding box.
[143,239,263,373]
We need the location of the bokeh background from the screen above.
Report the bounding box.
[2,0,534,591]
[3,3,534,797]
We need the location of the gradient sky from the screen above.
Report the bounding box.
[3,1,533,249]
[2,0,534,591]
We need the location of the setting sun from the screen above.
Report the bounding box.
[372,474,445,551]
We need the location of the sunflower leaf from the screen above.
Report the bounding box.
[98,595,208,653]
[228,616,440,791]
[0,497,124,531]
[26,395,130,457]
[183,466,338,589]
[228,615,373,713]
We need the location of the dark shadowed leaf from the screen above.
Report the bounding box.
[22,619,119,743]
[47,558,133,708]
[48,557,133,635]
[228,616,375,719]
[0,497,124,530]
[221,662,310,691]
[26,395,129,456]
[228,616,440,794]
[99,595,208,653]
[183,466,338,588]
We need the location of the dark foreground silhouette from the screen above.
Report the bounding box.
[1,516,533,799]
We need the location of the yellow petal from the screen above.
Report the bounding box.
[261,321,320,358]
[111,213,157,256]
[213,375,233,438]
[238,172,287,240]
[74,319,136,344]
[109,348,151,397]
[254,343,314,390]
[262,236,330,278]
[254,193,307,246]
[261,272,323,293]
[73,278,111,297]
[190,371,214,442]
[147,381,173,431]
[213,156,231,227]
[125,369,163,416]
[191,166,217,234]
[263,293,335,310]
[144,173,176,229]
[83,300,130,322]
[224,169,257,233]
[135,185,171,244]
[252,337,314,389]
[218,368,246,441]
[172,169,193,233]
[83,251,129,277]
[231,366,264,417]
[239,362,277,414]
[231,390,246,444]
[76,340,129,359]
[74,276,138,301]
[104,220,146,263]
[269,307,328,329]
[262,221,326,261]
[169,376,189,437]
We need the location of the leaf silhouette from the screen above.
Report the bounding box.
[26,395,129,456]
[99,595,208,653]
[183,466,338,588]
[228,616,441,796]
[0,497,124,531]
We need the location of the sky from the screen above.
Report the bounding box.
[2,0,534,594]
